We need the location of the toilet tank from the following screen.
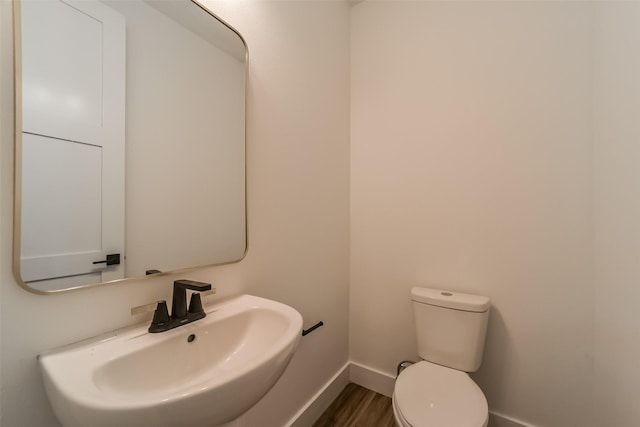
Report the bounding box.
[411,287,490,372]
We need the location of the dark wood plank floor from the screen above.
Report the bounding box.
[313,383,395,427]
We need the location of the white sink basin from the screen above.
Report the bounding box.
[39,294,303,427]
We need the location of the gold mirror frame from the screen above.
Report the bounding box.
[12,0,249,294]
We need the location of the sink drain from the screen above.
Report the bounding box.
[187,334,196,343]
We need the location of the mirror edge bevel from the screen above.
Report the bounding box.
[11,0,249,294]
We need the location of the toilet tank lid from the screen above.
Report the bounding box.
[411,287,490,312]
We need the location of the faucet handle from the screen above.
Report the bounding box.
[188,293,204,315]
[150,301,170,327]
[131,300,163,316]
[188,288,216,315]
[131,300,170,327]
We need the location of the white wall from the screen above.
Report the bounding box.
[593,3,640,426]
[0,0,350,425]
[350,2,594,426]
[6,1,640,426]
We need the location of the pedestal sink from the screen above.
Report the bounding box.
[39,295,303,427]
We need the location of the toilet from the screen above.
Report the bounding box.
[392,287,490,427]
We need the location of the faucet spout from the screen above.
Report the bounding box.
[172,280,212,319]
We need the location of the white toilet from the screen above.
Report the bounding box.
[392,287,490,427]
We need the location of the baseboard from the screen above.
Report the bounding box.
[285,362,350,427]
[284,361,536,427]
[489,411,537,427]
[349,361,395,398]
[347,362,536,427]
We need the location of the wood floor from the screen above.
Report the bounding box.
[313,383,396,427]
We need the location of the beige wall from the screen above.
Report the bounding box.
[350,2,594,426]
[0,0,350,425]
[593,3,640,426]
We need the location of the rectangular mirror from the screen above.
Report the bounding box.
[13,0,247,293]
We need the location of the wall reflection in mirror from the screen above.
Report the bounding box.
[14,0,247,293]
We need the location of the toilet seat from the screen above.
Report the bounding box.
[393,361,488,427]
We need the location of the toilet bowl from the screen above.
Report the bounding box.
[392,287,491,427]
[392,361,488,427]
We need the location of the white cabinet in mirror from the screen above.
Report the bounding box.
[13,0,247,293]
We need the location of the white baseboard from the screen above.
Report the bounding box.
[285,361,536,427]
[347,362,536,427]
[488,411,537,427]
[285,362,350,427]
[349,361,395,398]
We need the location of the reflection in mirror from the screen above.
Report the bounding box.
[14,0,247,293]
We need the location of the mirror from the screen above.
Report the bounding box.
[13,0,247,293]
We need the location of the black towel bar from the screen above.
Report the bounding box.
[302,321,324,336]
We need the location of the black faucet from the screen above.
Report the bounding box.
[148,279,213,333]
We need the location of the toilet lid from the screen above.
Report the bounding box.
[394,361,488,427]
